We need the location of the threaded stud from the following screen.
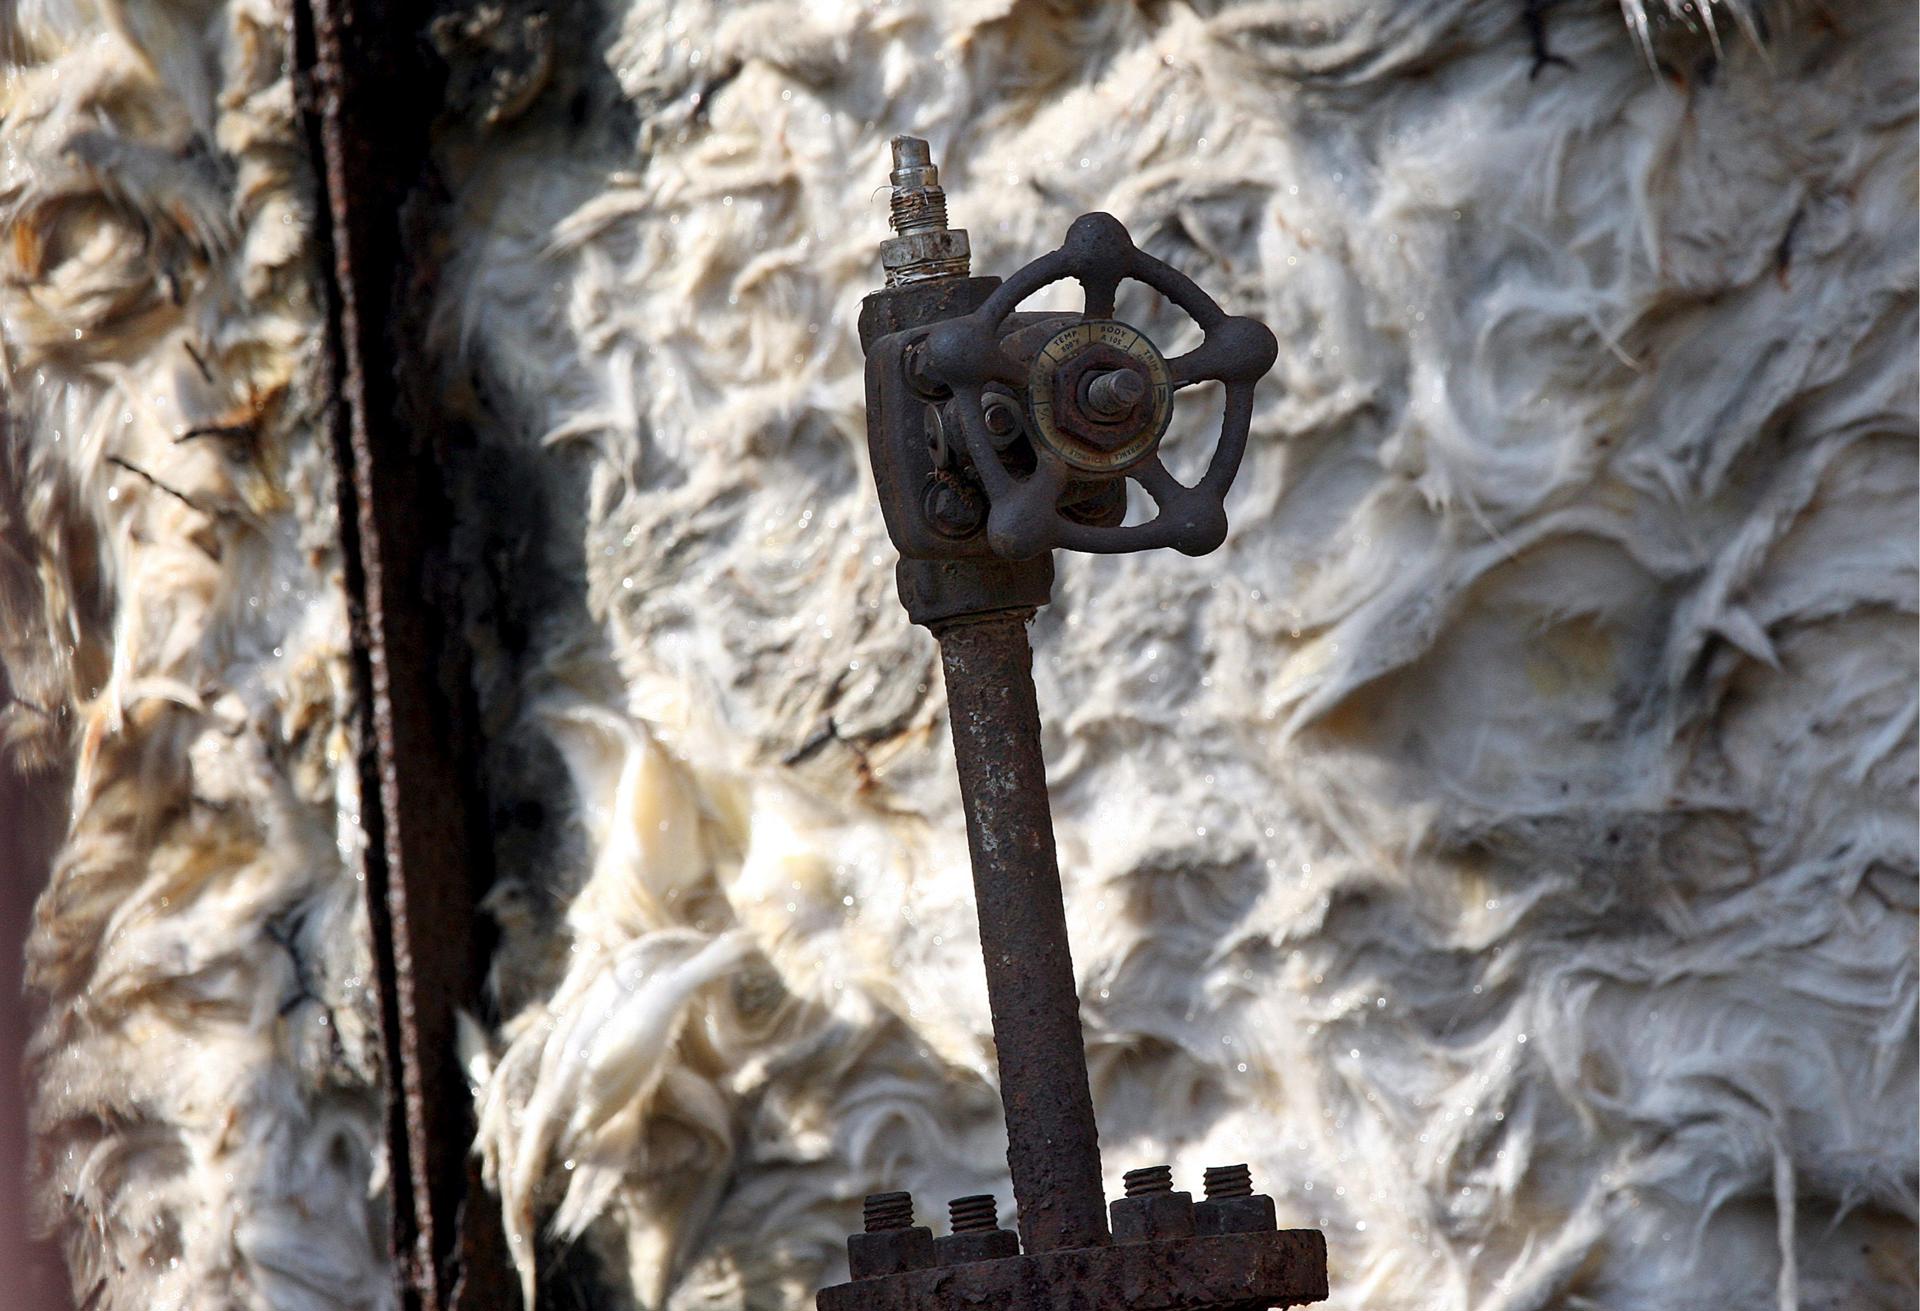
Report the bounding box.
[947,1195,999,1234]
[864,1191,916,1232]
[1123,1165,1174,1197]
[1085,368,1147,418]
[1202,1164,1253,1199]
[890,188,949,236]
[880,136,970,286]
[888,137,946,235]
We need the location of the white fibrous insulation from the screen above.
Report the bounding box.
[2,3,391,1310]
[5,2,1916,1310]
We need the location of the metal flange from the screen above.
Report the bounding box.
[817,1229,1328,1311]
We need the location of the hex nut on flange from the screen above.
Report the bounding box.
[1110,1190,1198,1243]
[1194,1193,1277,1236]
[849,1193,937,1280]
[848,1227,936,1279]
[1194,1164,1278,1237]
[935,1229,1019,1265]
[1110,1167,1196,1244]
[936,1195,1019,1264]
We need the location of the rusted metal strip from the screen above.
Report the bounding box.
[935,612,1112,1255]
[290,4,518,1307]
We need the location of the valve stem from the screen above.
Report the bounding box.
[1085,368,1147,419]
[889,137,949,234]
[881,136,971,287]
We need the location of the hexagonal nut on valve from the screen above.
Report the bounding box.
[935,1195,1019,1265]
[882,229,971,284]
[848,1192,937,1280]
[1193,1164,1278,1237]
[1109,1165,1197,1244]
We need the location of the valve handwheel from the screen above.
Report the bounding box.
[924,212,1279,560]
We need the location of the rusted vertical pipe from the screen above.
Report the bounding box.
[935,611,1110,1254]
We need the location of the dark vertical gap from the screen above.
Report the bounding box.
[1,760,77,1311]
[289,0,516,1306]
[2,392,81,1311]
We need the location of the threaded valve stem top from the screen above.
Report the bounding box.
[888,136,950,235]
[879,136,970,286]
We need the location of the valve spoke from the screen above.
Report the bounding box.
[1169,316,1277,388]
[989,459,1069,559]
[952,385,1015,500]
[1133,455,1187,507]
[1166,341,1225,387]
[1078,270,1120,321]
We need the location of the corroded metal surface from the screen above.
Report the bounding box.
[816,1229,1329,1311]
[936,613,1111,1255]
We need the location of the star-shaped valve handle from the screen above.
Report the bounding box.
[922,210,1278,560]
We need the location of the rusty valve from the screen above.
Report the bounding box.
[828,137,1327,1311]
[859,133,1277,577]
[922,209,1278,560]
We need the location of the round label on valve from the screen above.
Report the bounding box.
[1026,319,1174,475]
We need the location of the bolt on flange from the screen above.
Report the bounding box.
[1111,1165,1196,1244]
[849,1191,936,1279]
[936,1195,1019,1266]
[1195,1163,1278,1237]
